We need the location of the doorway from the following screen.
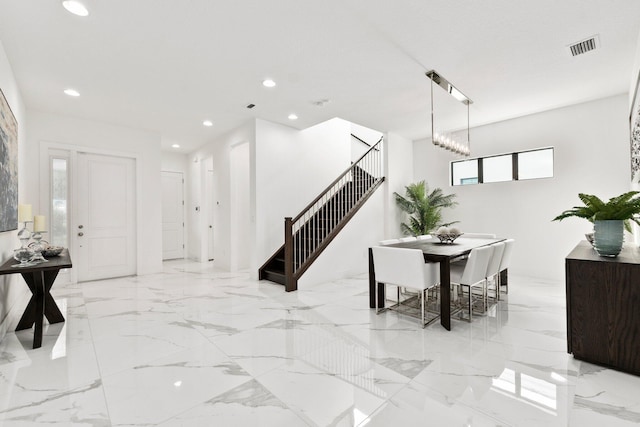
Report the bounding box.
[161,171,185,260]
[206,167,215,261]
[42,147,139,283]
[76,153,137,281]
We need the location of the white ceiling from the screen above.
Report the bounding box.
[1,0,639,152]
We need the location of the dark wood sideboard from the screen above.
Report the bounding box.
[566,241,640,376]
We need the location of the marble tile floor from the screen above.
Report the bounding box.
[0,259,639,426]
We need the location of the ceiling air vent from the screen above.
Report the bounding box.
[567,35,599,57]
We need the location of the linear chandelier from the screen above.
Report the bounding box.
[426,70,472,157]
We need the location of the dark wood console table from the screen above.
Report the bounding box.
[0,249,72,349]
[566,241,640,376]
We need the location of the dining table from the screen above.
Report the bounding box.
[368,236,505,330]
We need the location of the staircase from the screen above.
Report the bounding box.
[259,137,384,291]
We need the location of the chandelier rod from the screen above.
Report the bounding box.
[467,100,470,153]
[430,78,435,144]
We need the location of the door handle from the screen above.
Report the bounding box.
[78,232,84,237]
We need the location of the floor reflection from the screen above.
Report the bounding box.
[0,264,638,426]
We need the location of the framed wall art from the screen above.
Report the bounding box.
[631,72,640,181]
[0,88,18,232]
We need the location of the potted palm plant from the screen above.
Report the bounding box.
[552,191,640,257]
[394,181,458,236]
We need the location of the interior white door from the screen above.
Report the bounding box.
[161,171,185,260]
[76,153,136,281]
[206,169,214,261]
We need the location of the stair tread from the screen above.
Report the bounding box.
[265,270,285,276]
[262,270,286,285]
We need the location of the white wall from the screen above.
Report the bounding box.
[351,122,383,145]
[161,151,188,174]
[414,94,630,282]
[187,121,255,269]
[384,132,415,239]
[27,110,163,276]
[254,118,352,275]
[230,142,251,271]
[301,130,414,286]
[301,189,384,287]
[299,124,387,287]
[190,116,374,283]
[0,40,27,339]
[350,122,383,162]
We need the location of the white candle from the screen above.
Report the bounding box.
[18,204,32,223]
[34,215,46,232]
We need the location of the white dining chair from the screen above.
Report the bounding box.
[379,238,401,246]
[371,246,440,327]
[485,242,506,302]
[452,233,496,263]
[497,239,515,298]
[398,235,426,298]
[463,233,497,239]
[450,245,494,321]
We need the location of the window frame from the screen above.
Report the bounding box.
[450,147,554,186]
[516,147,554,181]
[481,153,515,183]
[451,158,480,186]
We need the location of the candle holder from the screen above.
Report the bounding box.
[13,221,36,268]
[29,231,49,263]
[17,220,32,242]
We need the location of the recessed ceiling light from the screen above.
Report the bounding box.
[288,114,298,120]
[171,144,180,148]
[203,120,213,127]
[64,88,80,97]
[62,0,89,17]
[262,79,276,88]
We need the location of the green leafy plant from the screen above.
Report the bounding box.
[552,191,640,232]
[394,181,458,236]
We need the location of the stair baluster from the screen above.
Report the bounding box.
[259,137,385,291]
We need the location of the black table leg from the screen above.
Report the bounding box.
[369,248,376,308]
[377,282,385,309]
[440,259,451,331]
[43,270,64,324]
[368,248,386,309]
[15,297,36,331]
[33,271,45,348]
[16,275,36,331]
[16,269,66,348]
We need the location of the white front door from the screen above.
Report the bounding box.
[76,153,136,281]
[161,171,185,260]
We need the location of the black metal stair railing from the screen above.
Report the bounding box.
[282,137,384,290]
